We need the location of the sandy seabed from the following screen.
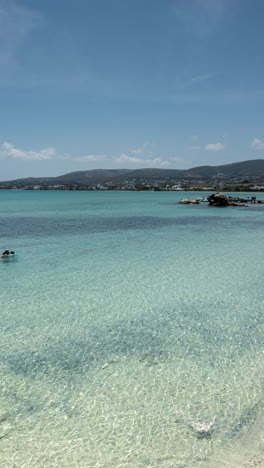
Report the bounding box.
[201,411,264,468]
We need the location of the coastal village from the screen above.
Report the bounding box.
[1,160,264,192]
[1,174,264,192]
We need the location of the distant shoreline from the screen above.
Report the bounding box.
[1,189,264,194]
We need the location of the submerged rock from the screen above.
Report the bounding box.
[191,420,215,439]
[0,412,9,423]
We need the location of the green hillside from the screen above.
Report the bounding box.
[1,159,264,188]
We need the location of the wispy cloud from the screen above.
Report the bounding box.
[169,156,192,168]
[189,73,215,85]
[191,145,201,151]
[205,143,225,151]
[62,155,107,162]
[172,0,228,38]
[0,141,108,163]
[179,72,216,90]
[130,142,150,155]
[116,153,170,167]
[0,1,41,67]
[251,138,264,151]
[0,142,56,160]
[116,142,170,167]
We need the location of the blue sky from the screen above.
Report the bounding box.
[1,0,264,179]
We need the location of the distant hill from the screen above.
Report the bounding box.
[181,159,264,178]
[55,169,131,184]
[1,159,264,187]
[2,169,131,186]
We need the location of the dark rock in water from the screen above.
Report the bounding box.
[180,193,262,207]
[207,193,229,207]
[229,202,246,207]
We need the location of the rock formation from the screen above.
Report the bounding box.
[179,199,199,204]
[207,193,229,207]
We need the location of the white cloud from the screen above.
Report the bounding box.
[131,145,145,155]
[116,153,169,167]
[191,135,198,141]
[115,143,170,167]
[0,142,56,160]
[0,142,108,163]
[205,143,225,151]
[130,142,151,155]
[191,145,201,151]
[62,154,107,162]
[130,148,142,155]
[251,138,264,151]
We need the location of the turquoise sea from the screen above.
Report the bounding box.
[0,190,263,468]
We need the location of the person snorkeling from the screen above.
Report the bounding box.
[0,249,16,258]
[1,250,10,257]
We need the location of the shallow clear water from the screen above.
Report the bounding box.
[0,190,263,467]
